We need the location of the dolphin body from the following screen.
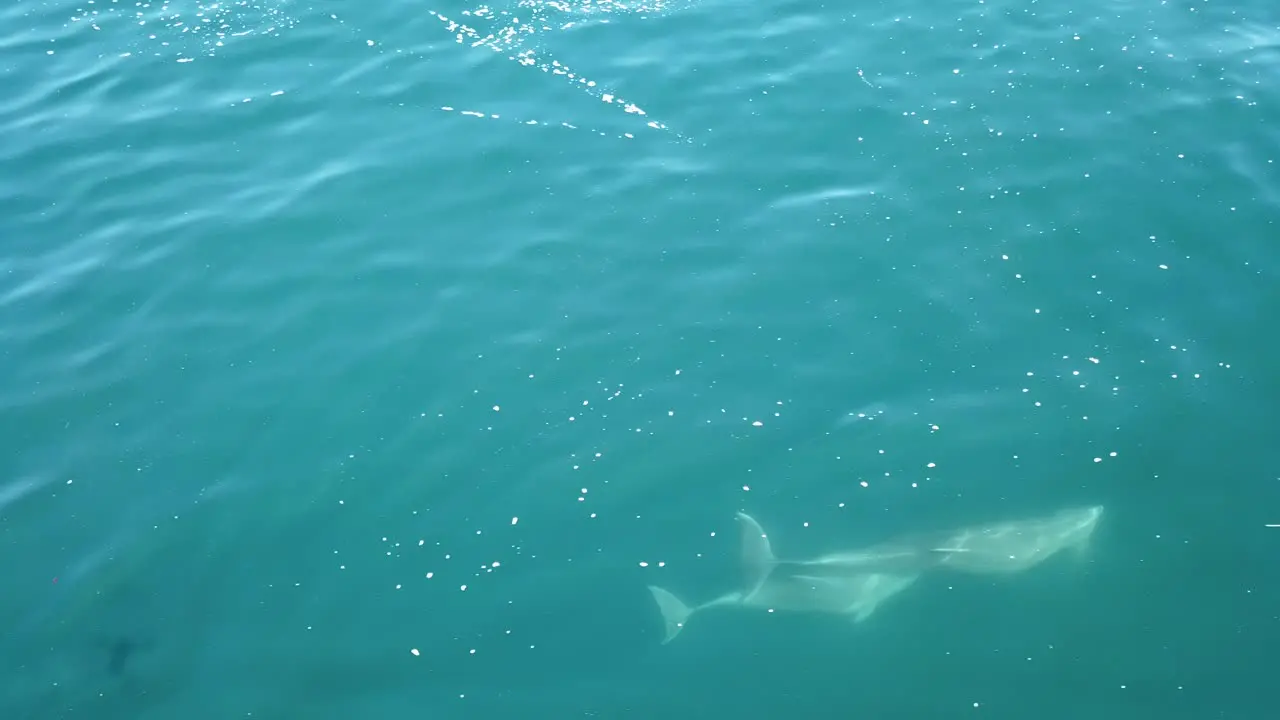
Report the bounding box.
[929,504,1104,574]
[646,512,922,644]
[777,505,1105,578]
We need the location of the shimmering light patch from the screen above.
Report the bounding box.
[65,1,694,142]
[438,105,645,141]
[66,0,304,61]
[431,0,694,141]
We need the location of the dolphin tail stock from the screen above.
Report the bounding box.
[735,512,777,595]
[646,510,772,645]
[647,585,694,644]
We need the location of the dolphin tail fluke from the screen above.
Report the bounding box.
[735,512,777,594]
[648,585,694,644]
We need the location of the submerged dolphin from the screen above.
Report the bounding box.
[646,512,920,644]
[778,505,1105,578]
[929,504,1104,575]
[771,534,961,576]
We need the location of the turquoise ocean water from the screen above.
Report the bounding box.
[2,0,1278,716]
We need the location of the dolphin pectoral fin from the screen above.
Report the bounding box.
[736,512,776,595]
[851,574,920,623]
[647,585,694,644]
[851,604,877,623]
[849,595,885,623]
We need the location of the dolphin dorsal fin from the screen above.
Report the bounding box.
[735,512,776,595]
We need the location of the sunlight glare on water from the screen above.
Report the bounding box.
[430,0,700,141]
[59,0,695,140]
[66,0,304,60]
